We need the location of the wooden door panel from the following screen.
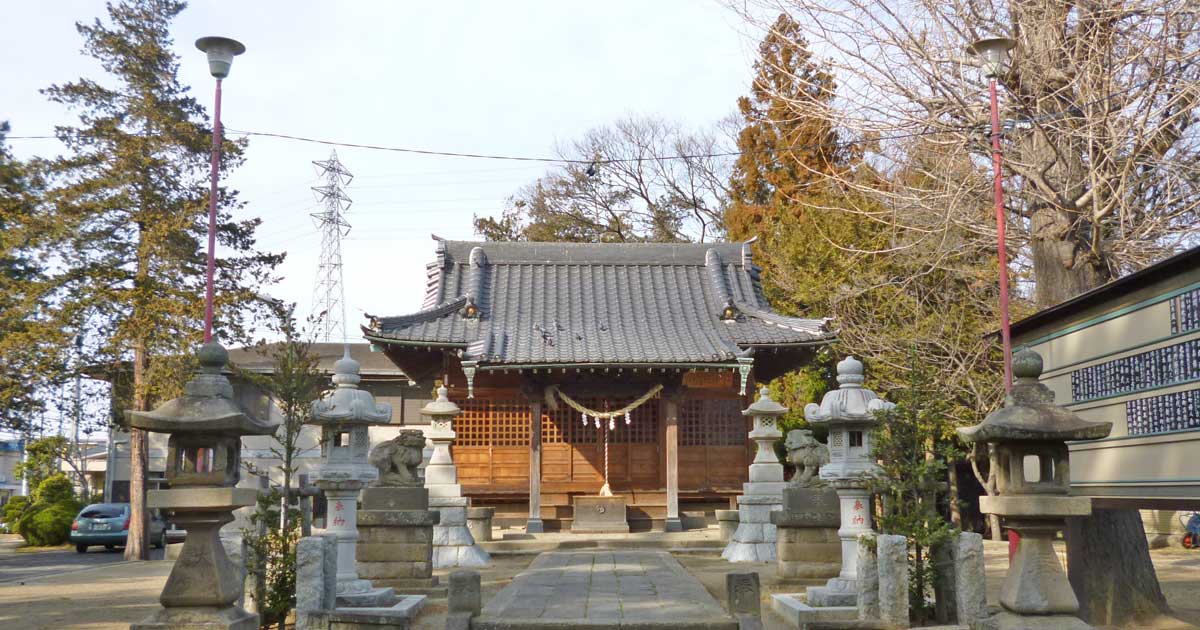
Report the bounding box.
[491,447,530,487]
[629,444,659,483]
[456,446,491,485]
[541,444,572,482]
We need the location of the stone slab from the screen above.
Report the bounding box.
[770,594,856,628]
[357,510,439,528]
[147,487,260,510]
[473,550,737,629]
[312,595,426,629]
[806,584,858,607]
[979,495,1092,517]
[362,487,429,511]
[336,586,398,608]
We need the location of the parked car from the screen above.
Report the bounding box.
[70,503,166,553]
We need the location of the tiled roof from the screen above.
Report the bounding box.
[365,240,832,366]
[227,342,405,376]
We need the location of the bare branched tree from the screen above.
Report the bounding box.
[475,115,732,243]
[728,1,1198,622]
[732,0,1200,303]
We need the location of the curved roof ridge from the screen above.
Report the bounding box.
[375,296,468,329]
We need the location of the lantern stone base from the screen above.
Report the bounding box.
[357,501,441,593]
[571,496,629,534]
[771,492,841,581]
[980,611,1092,630]
[722,494,783,563]
[131,605,258,630]
[429,497,490,568]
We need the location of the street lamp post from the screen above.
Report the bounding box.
[967,36,1017,392]
[195,36,245,343]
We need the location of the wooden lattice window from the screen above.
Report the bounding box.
[610,396,659,444]
[490,399,530,447]
[454,398,491,447]
[543,401,596,444]
[680,399,746,446]
[451,397,530,447]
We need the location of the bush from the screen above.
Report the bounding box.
[2,495,30,529]
[22,504,76,546]
[15,474,82,547]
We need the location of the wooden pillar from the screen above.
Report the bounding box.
[663,386,683,532]
[524,384,545,533]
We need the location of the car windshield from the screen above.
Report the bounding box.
[79,504,126,519]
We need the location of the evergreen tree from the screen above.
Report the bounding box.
[39,0,282,560]
[0,122,69,432]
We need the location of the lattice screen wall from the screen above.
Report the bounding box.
[542,395,660,444]
[453,397,530,447]
[679,399,746,446]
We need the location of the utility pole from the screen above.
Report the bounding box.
[310,151,353,342]
[73,334,86,500]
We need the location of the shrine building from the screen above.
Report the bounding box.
[363,239,833,532]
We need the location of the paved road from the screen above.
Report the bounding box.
[0,546,164,584]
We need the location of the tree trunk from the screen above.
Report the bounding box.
[1065,509,1169,624]
[947,460,961,527]
[124,341,149,561]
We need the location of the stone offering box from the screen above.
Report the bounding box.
[571,496,629,533]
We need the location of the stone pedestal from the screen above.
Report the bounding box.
[723,388,786,563]
[571,496,629,533]
[431,497,489,568]
[466,507,495,542]
[806,484,874,605]
[133,487,260,630]
[357,487,441,592]
[771,487,840,580]
[716,509,738,543]
[722,494,782,562]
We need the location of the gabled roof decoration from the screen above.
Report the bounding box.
[366,240,833,367]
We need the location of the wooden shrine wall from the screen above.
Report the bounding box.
[453,396,531,491]
[541,395,660,493]
[678,398,750,492]
[452,386,749,495]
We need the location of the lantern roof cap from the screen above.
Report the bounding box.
[743,386,788,417]
[421,385,462,418]
[127,342,277,436]
[805,356,888,424]
[310,346,392,426]
[958,349,1111,443]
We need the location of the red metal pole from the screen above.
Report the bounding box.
[203,78,223,343]
[990,77,1013,392]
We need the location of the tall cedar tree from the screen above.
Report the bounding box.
[40,0,283,560]
[0,123,70,432]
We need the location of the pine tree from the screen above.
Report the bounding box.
[39,0,282,560]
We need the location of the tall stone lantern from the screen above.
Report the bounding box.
[309,349,395,604]
[958,349,1111,630]
[803,356,892,607]
[423,385,489,567]
[722,386,787,563]
[129,342,277,630]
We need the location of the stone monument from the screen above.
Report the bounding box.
[803,356,892,607]
[357,430,441,592]
[128,342,276,630]
[722,386,787,563]
[958,349,1111,630]
[770,429,840,580]
[422,385,489,568]
[309,349,396,606]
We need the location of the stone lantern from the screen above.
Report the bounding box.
[309,349,395,604]
[958,349,1111,630]
[723,386,787,563]
[422,385,489,567]
[803,356,891,607]
[129,342,276,630]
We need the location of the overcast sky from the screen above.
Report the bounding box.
[4,1,765,344]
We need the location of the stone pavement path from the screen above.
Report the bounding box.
[473,550,737,629]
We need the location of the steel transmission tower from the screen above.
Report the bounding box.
[310,151,353,341]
